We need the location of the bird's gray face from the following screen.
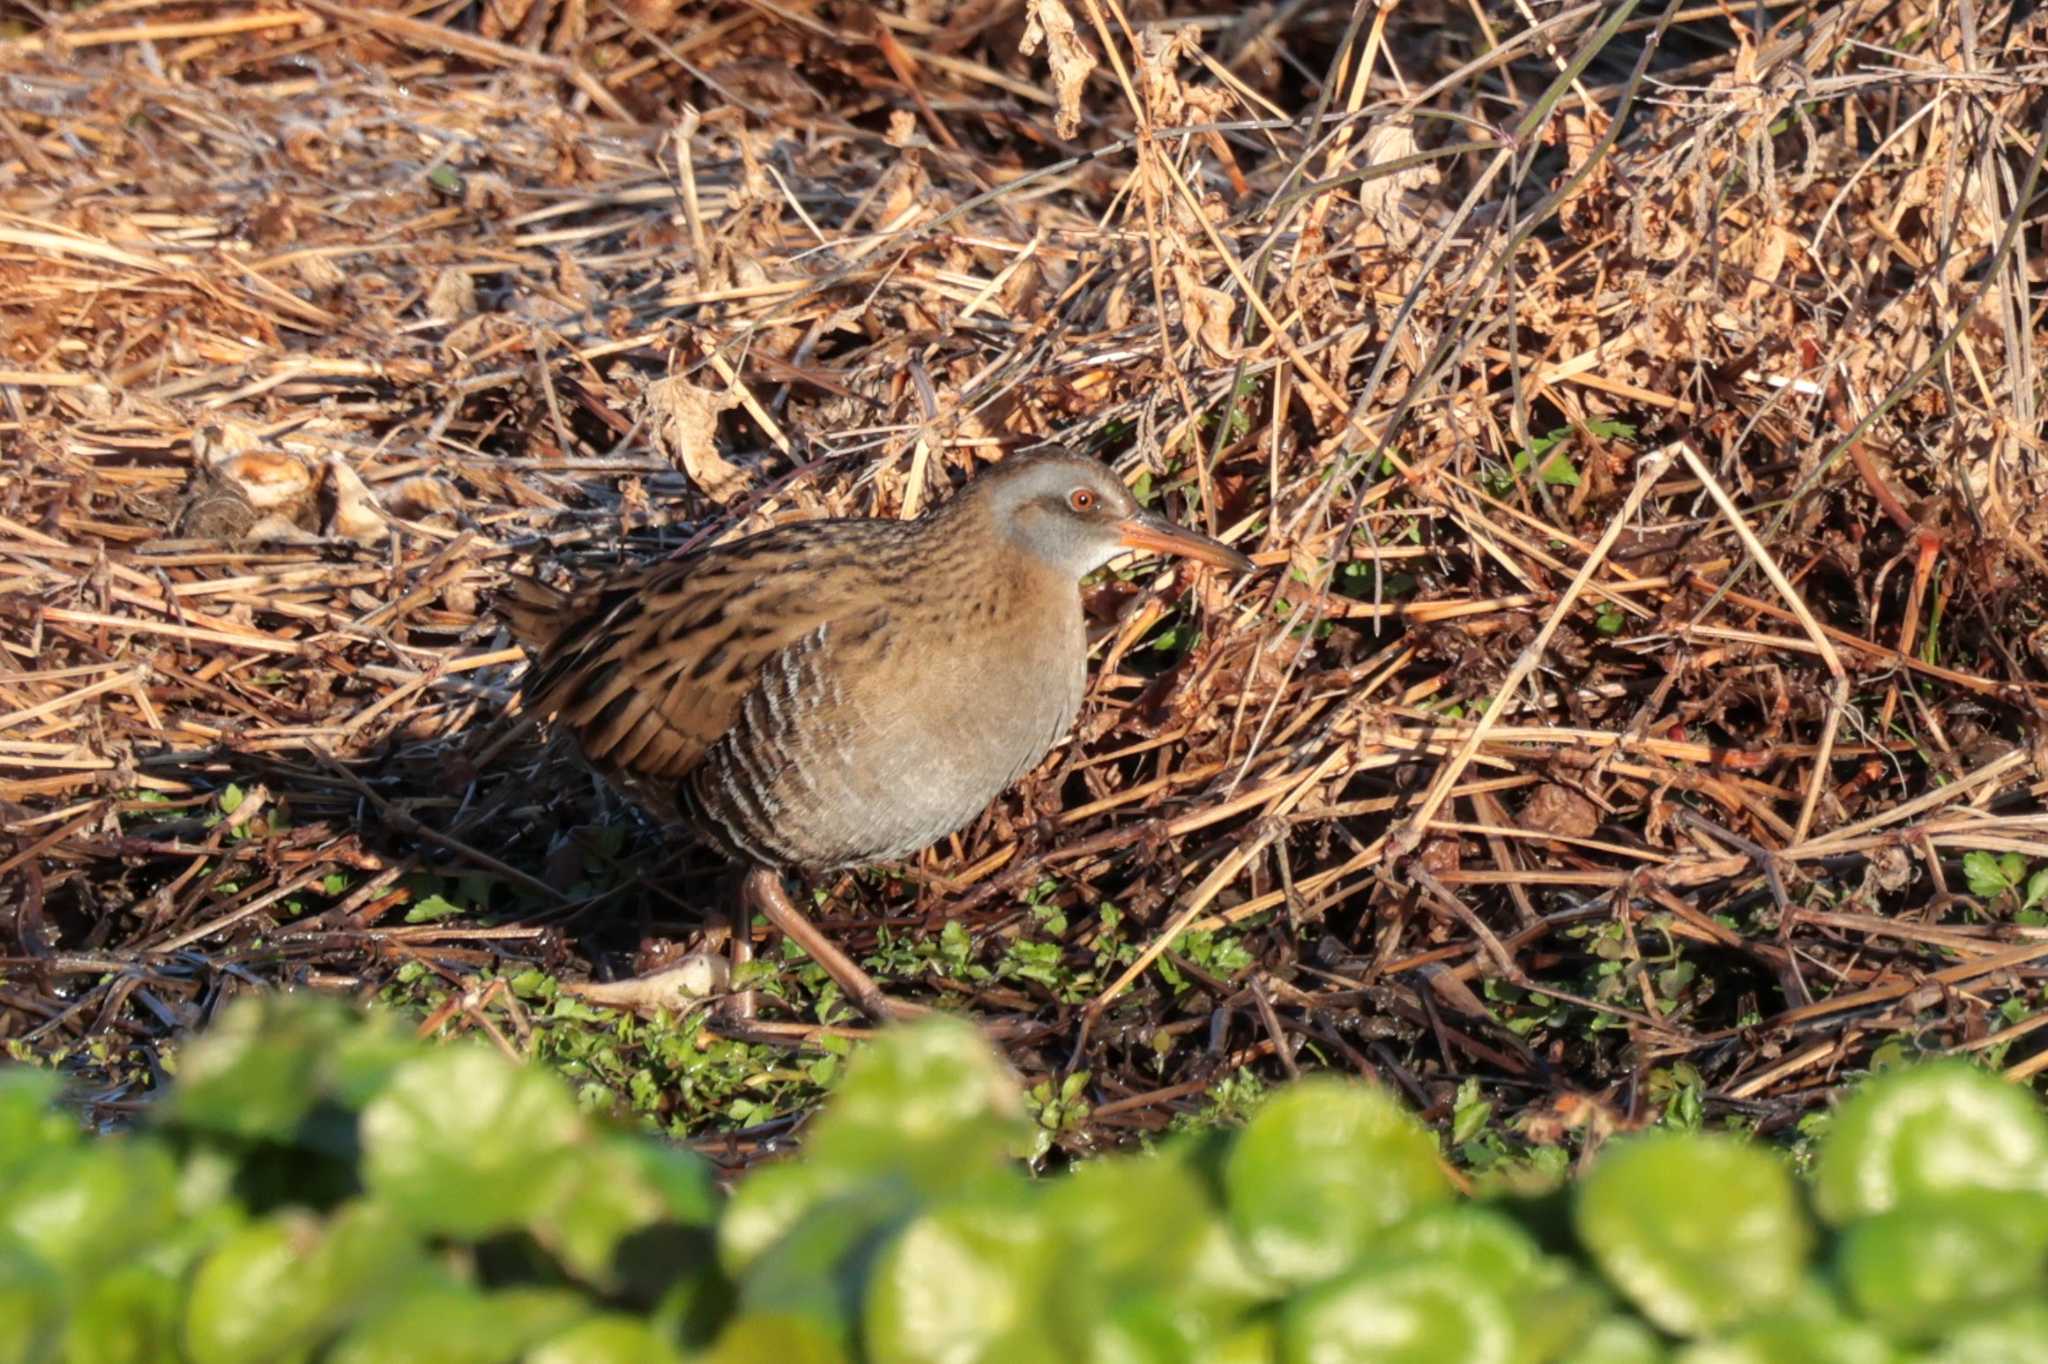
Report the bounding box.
[982,451,1254,580]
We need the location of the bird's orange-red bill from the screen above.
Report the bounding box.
[1115,514,1255,573]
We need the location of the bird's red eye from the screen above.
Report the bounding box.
[1069,488,1097,512]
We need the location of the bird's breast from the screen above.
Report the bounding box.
[858,567,1084,849]
[701,557,1087,871]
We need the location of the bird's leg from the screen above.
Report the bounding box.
[741,867,926,1023]
[725,892,757,1021]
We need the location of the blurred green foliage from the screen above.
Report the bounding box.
[3,995,2047,1362]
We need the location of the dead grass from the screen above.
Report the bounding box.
[4,0,2048,1164]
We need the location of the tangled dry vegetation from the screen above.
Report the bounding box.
[3,0,2047,1167]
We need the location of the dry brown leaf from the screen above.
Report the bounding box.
[196,422,262,462]
[1174,264,1239,362]
[323,459,388,545]
[1355,121,1440,250]
[177,450,319,542]
[556,252,594,307]
[647,376,748,502]
[1520,783,1602,840]
[462,172,519,217]
[1021,0,1095,140]
[999,255,1044,318]
[481,0,533,39]
[384,475,464,521]
[869,159,931,233]
[295,255,345,292]
[441,578,480,618]
[280,127,328,175]
[618,0,681,23]
[219,452,314,512]
[424,269,476,324]
[549,0,587,48]
[1138,28,1196,127]
[1864,844,1916,894]
[1418,833,1463,876]
[441,312,505,355]
[1104,278,1132,330]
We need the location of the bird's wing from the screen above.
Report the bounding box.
[510,522,899,787]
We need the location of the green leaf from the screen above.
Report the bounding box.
[1224,1078,1450,1285]
[1569,1316,1670,1364]
[1206,1319,1282,1364]
[631,1135,720,1225]
[164,1000,324,1138]
[800,1018,1028,1193]
[403,892,466,924]
[1450,1082,1493,1145]
[1836,1192,2048,1340]
[1813,1062,2048,1223]
[426,165,463,194]
[1575,1133,1809,1336]
[1084,1292,1200,1364]
[311,1199,424,1309]
[1050,1151,1246,1281]
[0,1236,62,1364]
[528,1315,688,1364]
[1280,1261,1515,1364]
[218,783,245,815]
[1507,431,1583,488]
[1382,1206,1542,1289]
[1674,1314,1900,1364]
[183,1200,420,1364]
[325,1021,428,1112]
[1925,1303,2048,1364]
[360,1044,586,1238]
[62,1263,182,1364]
[736,1182,913,1353]
[1041,1151,1268,1346]
[863,1182,1056,1364]
[162,994,403,1143]
[2025,867,2048,911]
[1384,1206,1603,1358]
[1,1140,177,1280]
[148,1147,251,1277]
[1963,849,2024,898]
[325,1286,590,1364]
[720,1162,855,1279]
[532,1132,717,1294]
[703,1314,852,1364]
[183,1212,332,1364]
[0,1068,73,1182]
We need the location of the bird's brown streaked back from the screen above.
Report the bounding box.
[516,521,929,812]
[504,451,1252,874]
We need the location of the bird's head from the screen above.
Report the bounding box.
[959,448,1254,580]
